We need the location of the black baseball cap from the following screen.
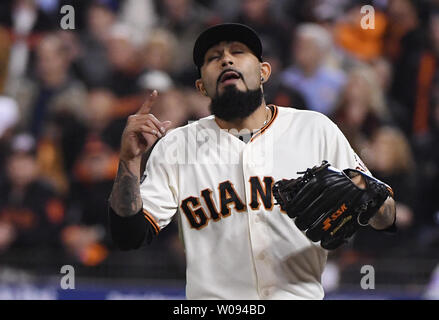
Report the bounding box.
[193,23,263,72]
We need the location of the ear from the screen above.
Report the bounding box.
[195,79,208,96]
[260,61,272,84]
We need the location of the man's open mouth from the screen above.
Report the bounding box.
[220,70,241,83]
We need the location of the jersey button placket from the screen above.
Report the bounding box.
[242,146,261,289]
[244,144,274,298]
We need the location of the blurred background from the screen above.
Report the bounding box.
[0,0,438,300]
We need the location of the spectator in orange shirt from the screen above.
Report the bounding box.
[334,2,388,62]
[0,134,66,274]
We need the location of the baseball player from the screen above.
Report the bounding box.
[108,23,396,299]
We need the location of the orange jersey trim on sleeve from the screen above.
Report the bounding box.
[142,209,160,235]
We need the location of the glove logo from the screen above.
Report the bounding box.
[322,203,347,231]
[330,215,352,236]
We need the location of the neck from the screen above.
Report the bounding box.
[214,101,270,132]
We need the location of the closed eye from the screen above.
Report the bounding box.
[207,55,220,62]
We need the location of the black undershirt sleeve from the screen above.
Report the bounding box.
[108,205,157,250]
[109,141,162,250]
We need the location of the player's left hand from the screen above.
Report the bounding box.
[272,161,394,250]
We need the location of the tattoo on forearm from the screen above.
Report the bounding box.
[382,202,395,222]
[109,160,142,217]
[370,199,396,230]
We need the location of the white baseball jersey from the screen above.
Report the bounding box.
[139,105,369,300]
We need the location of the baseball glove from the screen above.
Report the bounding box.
[272,161,393,250]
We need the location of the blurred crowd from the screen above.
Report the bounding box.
[0,0,438,288]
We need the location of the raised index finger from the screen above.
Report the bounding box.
[137,90,158,115]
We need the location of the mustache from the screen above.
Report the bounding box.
[216,68,244,87]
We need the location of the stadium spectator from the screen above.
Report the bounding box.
[0,0,56,81]
[354,126,418,257]
[385,0,431,137]
[281,23,346,115]
[0,134,66,274]
[140,28,178,74]
[155,0,215,85]
[412,91,439,251]
[6,33,87,136]
[119,0,157,36]
[0,96,19,180]
[331,65,391,153]
[74,1,117,88]
[104,23,144,98]
[232,0,292,67]
[334,2,388,62]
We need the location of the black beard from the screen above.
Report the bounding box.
[209,85,263,121]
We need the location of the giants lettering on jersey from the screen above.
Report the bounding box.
[180,176,280,229]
